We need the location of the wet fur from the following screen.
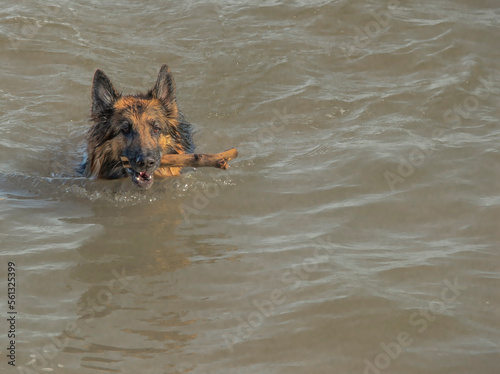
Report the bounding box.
[80,65,194,187]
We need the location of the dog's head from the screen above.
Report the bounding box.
[87,65,181,189]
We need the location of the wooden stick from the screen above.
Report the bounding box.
[162,148,238,170]
[121,148,238,170]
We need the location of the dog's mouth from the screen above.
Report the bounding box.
[121,156,159,189]
[127,169,154,189]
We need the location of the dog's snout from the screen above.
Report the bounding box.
[136,154,157,169]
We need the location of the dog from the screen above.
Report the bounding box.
[80,65,194,189]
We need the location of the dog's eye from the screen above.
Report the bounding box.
[152,123,162,133]
[121,122,131,134]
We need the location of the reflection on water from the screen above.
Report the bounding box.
[0,0,499,373]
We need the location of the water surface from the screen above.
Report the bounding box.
[0,1,499,373]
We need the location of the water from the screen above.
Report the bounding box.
[0,1,499,373]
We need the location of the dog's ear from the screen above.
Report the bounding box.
[91,69,119,115]
[151,64,176,105]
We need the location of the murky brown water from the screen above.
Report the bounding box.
[1,1,499,373]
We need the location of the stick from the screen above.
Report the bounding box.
[120,148,238,170]
[162,148,238,170]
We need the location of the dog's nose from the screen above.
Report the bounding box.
[136,155,156,169]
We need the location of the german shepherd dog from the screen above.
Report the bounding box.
[80,65,194,189]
